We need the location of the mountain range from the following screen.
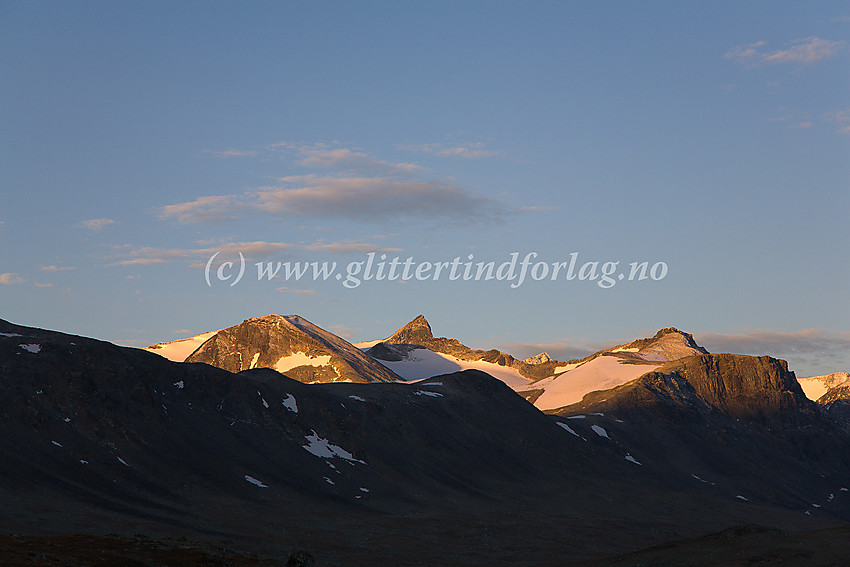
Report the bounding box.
[3,314,850,565]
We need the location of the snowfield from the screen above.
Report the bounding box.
[378,348,532,388]
[525,356,660,411]
[143,331,219,362]
[797,373,850,402]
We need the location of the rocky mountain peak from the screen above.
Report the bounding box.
[616,327,708,362]
[185,314,400,383]
[524,352,552,365]
[385,315,434,344]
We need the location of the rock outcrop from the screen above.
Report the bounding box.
[186,315,400,383]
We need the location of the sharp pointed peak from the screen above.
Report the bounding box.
[386,315,434,343]
[407,314,431,327]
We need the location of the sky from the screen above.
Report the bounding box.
[1,2,848,377]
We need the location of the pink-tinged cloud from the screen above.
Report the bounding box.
[0,273,25,285]
[108,241,292,267]
[825,109,850,134]
[159,175,512,224]
[399,141,497,159]
[297,148,421,174]
[157,195,239,224]
[302,241,404,254]
[726,37,845,66]
[255,175,509,222]
[205,148,258,158]
[41,265,76,272]
[276,287,317,296]
[75,218,115,231]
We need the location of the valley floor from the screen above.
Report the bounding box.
[3,524,850,567]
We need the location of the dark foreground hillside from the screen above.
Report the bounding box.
[2,318,850,566]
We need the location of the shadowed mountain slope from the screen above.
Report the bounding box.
[3,318,850,565]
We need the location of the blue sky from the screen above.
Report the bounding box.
[2,2,848,376]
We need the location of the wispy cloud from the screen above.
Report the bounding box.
[75,218,116,231]
[255,175,509,222]
[0,273,24,285]
[106,239,400,268]
[41,265,76,272]
[159,176,513,225]
[726,37,846,67]
[35,282,53,288]
[296,147,421,175]
[399,141,497,159]
[301,241,403,254]
[204,148,258,158]
[112,258,168,266]
[824,108,850,134]
[205,142,421,175]
[107,241,292,267]
[177,142,522,225]
[276,286,317,296]
[157,195,239,224]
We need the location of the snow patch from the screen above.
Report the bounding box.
[51,441,63,447]
[324,477,335,485]
[302,431,365,464]
[249,352,260,369]
[692,474,708,483]
[173,380,184,389]
[566,415,586,420]
[20,344,41,353]
[282,393,298,413]
[244,475,268,488]
[554,362,583,374]
[590,425,609,439]
[414,390,443,398]
[117,457,129,467]
[556,422,580,437]
[736,495,749,501]
[348,395,366,402]
[625,454,642,465]
[274,352,332,373]
[359,487,370,493]
[79,460,88,465]
[0,332,23,337]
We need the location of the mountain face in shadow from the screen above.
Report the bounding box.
[3,316,850,566]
